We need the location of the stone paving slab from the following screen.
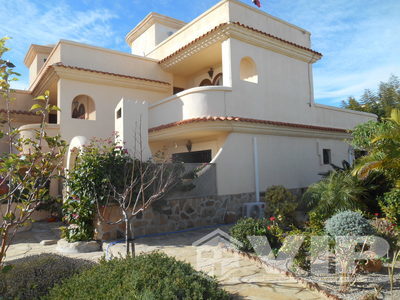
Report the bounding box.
[5,222,324,300]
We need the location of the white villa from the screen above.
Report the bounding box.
[1,0,375,199]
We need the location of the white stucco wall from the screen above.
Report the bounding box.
[228,0,310,47]
[115,98,151,160]
[57,78,170,146]
[214,132,352,195]
[58,41,172,84]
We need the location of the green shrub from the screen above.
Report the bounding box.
[0,254,94,299]
[303,171,367,223]
[45,252,229,300]
[371,217,399,250]
[229,218,282,252]
[63,137,133,242]
[379,189,400,224]
[264,185,297,220]
[325,211,375,237]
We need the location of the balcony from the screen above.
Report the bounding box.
[18,124,60,153]
[149,86,232,128]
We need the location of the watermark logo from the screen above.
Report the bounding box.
[192,229,242,280]
[193,229,392,288]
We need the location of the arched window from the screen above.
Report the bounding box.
[212,73,223,86]
[199,79,212,86]
[71,95,96,120]
[240,57,258,83]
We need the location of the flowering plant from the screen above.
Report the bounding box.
[62,137,132,242]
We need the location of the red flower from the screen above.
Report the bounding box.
[269,216,276,221]
[374,213,379,217]
[267,226,271,230]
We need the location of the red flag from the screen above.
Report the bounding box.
[252,0,261,8]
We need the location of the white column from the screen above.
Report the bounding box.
[221,38,233,87]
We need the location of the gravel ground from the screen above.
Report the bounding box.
[295,264,400,299]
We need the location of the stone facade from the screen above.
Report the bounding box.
[94,192,255,241]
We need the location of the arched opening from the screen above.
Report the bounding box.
[240,57,258,83]
[212,73,223,86]
[199,79,212,86]
[71,95,96,120]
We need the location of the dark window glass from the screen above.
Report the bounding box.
[354,150,367,160]
[212,73,223,86]
[172,150,212,163]
[116,108,122,119]
[199,79,212,86]
[323,149,331,165]
[48,114,57,124]
[173,87,184,94]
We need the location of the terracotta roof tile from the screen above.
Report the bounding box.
[52,63,170,85]
[148,116,347,133]
[159,22,322,64]
[0,109,37,116]
[159,23,227,64]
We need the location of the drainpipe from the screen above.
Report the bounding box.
[253,137,260,202]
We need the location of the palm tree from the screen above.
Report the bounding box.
[303,171,367,219]
[353,109,400,187]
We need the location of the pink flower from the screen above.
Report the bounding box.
[269,216,276,221]
[72,214,79,220]
[267,226,271,230]
[374,213,379,217]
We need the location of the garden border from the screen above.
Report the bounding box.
[221,246,343,300]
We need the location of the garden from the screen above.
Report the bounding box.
[229,109,400,299]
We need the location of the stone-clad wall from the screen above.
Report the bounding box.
[94,192,256,241]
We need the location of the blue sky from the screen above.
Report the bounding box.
[1,0,399,106]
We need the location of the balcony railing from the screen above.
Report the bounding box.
[149,86,232,128]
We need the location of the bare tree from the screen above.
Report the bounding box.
[90,120,189,256]
[95,158,183,256]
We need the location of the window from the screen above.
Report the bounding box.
[172,150,212,163]
[354,150,367,160]
[212,73,223,86]
[71,95,96,120]
[116,108,122,119]
[48,113,57,124]
[199,79,212,86]
[173,87,185,94]
[240,57,258,83]
[322,149,331,165]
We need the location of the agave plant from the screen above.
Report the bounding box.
[353,108,400,187]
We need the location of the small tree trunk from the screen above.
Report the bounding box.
[123,211,130,256]
[0,225,10,268]
[130,222,135,257]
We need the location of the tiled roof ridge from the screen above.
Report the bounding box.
[148,116,347,133]
[0,109,37,116]
[52,63,170,85]
[159,22,322,64]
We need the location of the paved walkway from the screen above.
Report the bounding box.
[5,222,323,300]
